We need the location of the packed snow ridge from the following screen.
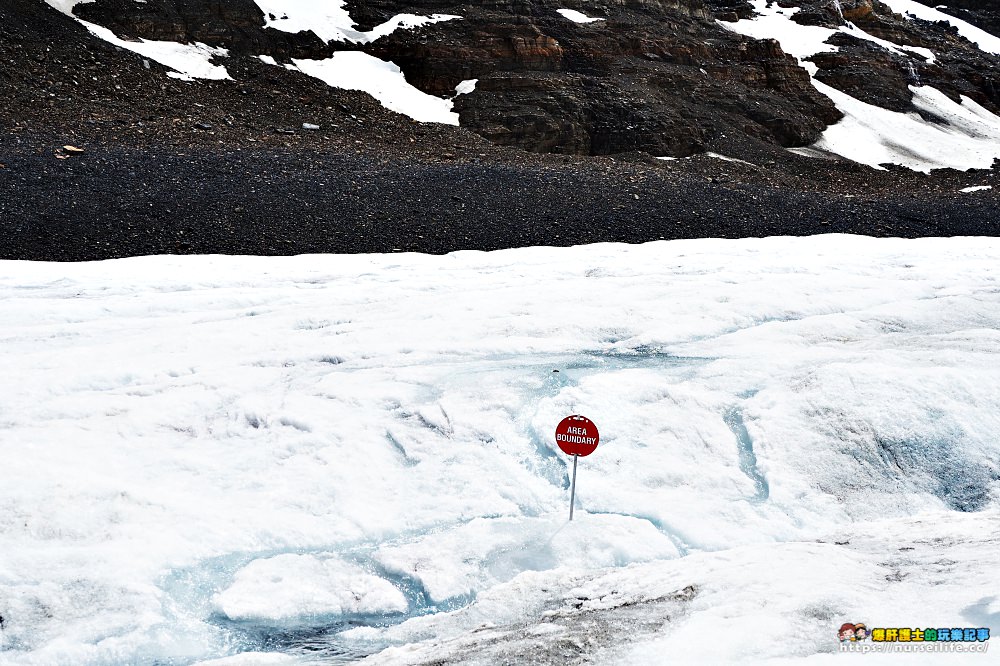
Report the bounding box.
[1,237,998,664]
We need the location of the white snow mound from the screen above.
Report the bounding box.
[213,554,407,622]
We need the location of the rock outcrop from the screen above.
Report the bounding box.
[356,0,843,154]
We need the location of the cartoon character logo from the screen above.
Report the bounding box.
[839,623,857,642]
[854,623,869,641]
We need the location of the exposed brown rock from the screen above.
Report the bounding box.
[841,0,875,22]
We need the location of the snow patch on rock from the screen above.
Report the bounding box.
[813,81,1000,172]
[44,0,230,80]
[557,8,605,24]
[881,0,1000,55]
[288,53,459,125]
[253,0,458,44]
[722,0,1000,171]
[83,22,230,81]
[454,79,478,96]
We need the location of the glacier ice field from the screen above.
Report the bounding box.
[0,236,998,664]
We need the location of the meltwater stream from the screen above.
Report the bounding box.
[723,405,770,503]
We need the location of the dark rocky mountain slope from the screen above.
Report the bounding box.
[59,0,1000,155]
[1,0,999,260]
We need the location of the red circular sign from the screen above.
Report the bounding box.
[555,415,600,457]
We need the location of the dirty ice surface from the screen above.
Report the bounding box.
[1,237,998,665]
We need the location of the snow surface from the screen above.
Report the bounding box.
[1,237,998,664]
[812,80,1000,172]
[722,0,1000,171]
[373,515,680,604]
[195,653,297,666]
[454,79,478,96]
[880,0,1000,55]
[290,53,459,125]
[253,0,458,44]
[960,185,993,193]
[213,555,407,622]
[556,9,605,24]
[44,0,230,81]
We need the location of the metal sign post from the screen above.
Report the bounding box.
[569,454,579,521]
[554,415,600,522]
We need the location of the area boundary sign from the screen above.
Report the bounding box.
[554,414,600,520]
[555,415,599,457]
